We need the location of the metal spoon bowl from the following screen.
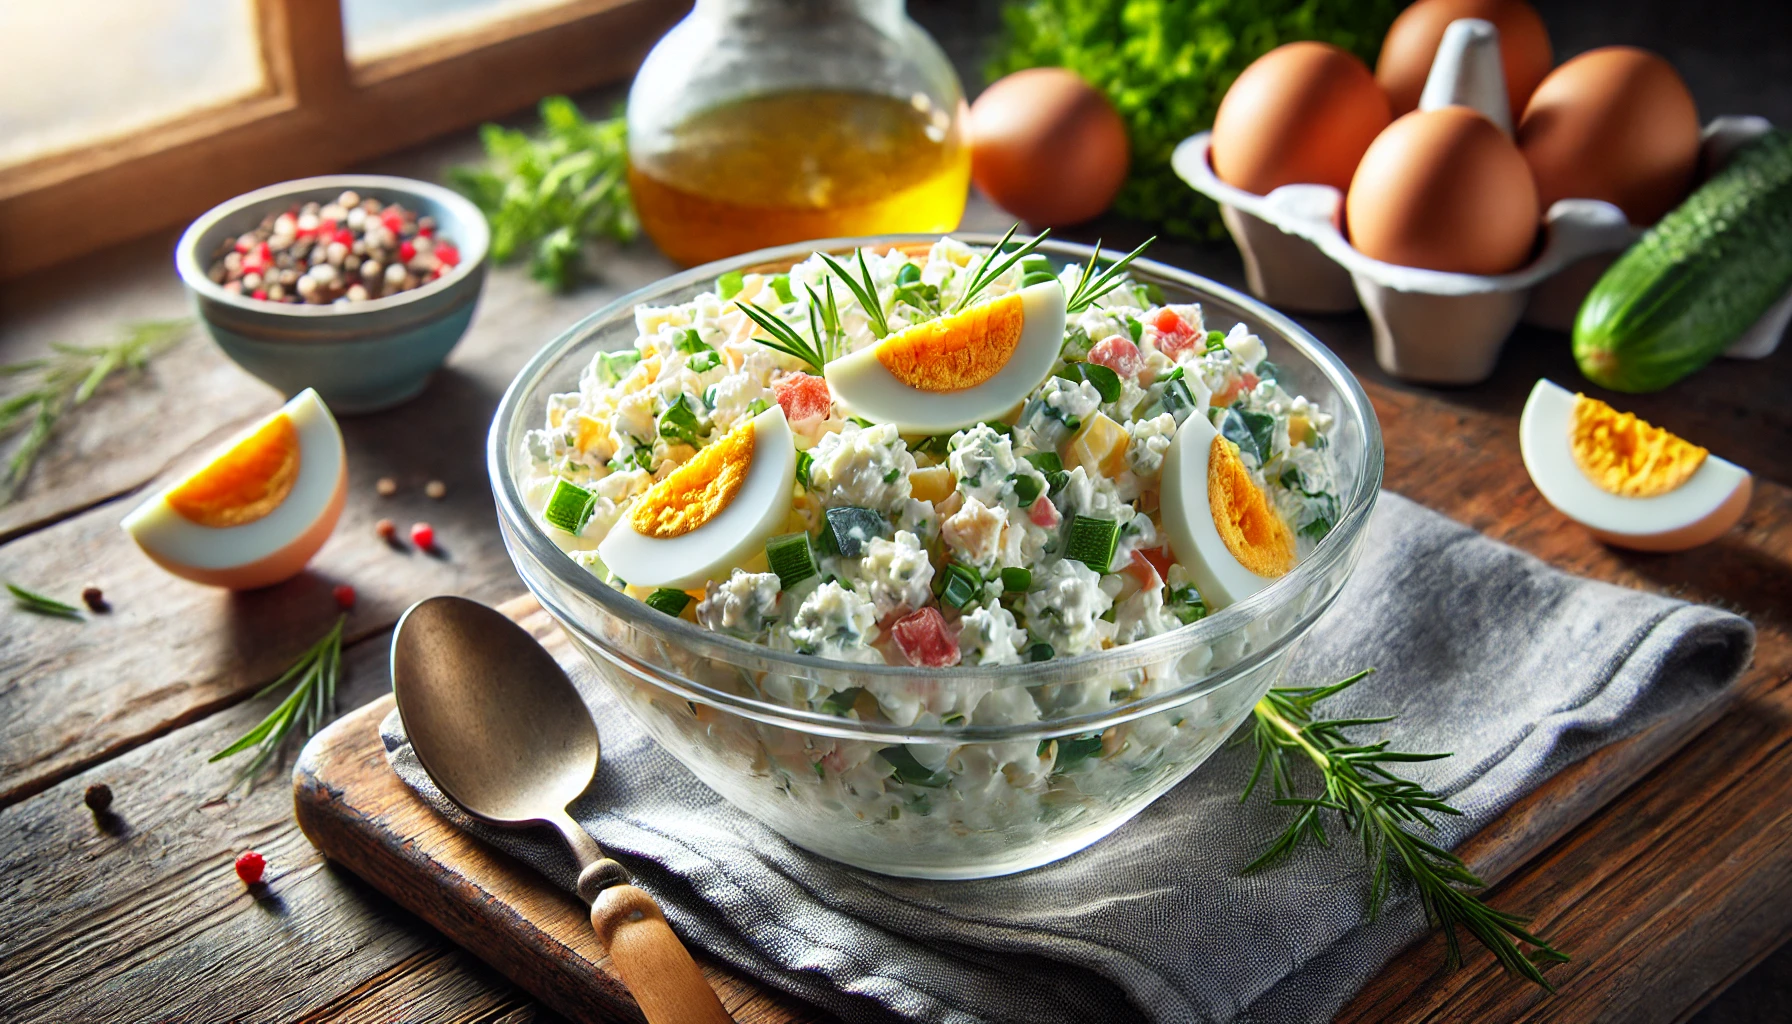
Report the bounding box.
[392,596,731,1024]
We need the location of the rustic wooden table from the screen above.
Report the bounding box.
[4,3,1791,1020]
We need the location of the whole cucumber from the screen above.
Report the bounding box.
[1573,129,1792,393]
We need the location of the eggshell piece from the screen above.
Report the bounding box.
[1517,46,1701,225]
[1210,42,1391,195]
[1377,0,1554,120]
[1519,379,1751,552]
[969,68,1129,226]
[1345,106,1540,274]
[596,406,797,590]
[121,389,346,590]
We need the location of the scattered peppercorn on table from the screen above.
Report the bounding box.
[5,68,1792,1024]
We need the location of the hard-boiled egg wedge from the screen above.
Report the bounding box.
[598,405,796,589]
[1160,409,1298,609]
[1520,379,1751,552]
[824,279,1065,433]
[122,389,346,589]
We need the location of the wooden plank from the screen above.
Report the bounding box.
[0,627,557,1024]
[293,599,831,1024]
[0,0,687,278]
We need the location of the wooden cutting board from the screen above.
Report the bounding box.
[292,378,1792,1024]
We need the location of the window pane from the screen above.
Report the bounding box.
[344,0,576,63]
[0,0,264,169]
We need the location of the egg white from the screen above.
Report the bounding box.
[825,279,1066,433]
[1159,409,1286,610]
[122,389,345,572]
[1519,378,1750,541]
[597,405,796,589]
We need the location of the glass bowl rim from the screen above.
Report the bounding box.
[487,232,1384,740]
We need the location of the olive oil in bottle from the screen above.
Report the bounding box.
[628,90,970,268]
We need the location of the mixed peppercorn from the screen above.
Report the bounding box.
[206,191,461,306]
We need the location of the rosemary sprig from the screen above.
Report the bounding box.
[1243,669,1570,990]
[952,224,1050,313]
[804,278,847,364]
[817,249,891,338]
[7,582,82,619]
[1,320,187,502]
[737,298,834,374]
[1064,237,1156,313]
[210,615,345,787]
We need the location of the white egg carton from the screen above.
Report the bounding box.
[1171,17,1790,385]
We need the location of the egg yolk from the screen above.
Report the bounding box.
[628,418,755,539]
[1570,394,1706,498]
[1208,436,1297,578]
[166,414,301,528]
[875,292,1023,392]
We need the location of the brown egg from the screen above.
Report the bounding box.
[1346,107,1540,274]
[969,68,1129,226]
[1210,42,1391,195]
[1377,0,1554,120]
[1517,47,1701,225]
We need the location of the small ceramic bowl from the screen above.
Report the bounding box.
[176,174,490,413]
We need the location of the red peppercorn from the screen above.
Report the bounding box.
[252,289,267,301]
[334,228,354,246]
[320,218,337,236]
[410,522,435,550]
[375,518,397,540]
[333,584,357,610]
[235,850,265,885]
[381,209,405,234]
[399,240,416,262]
[434,243,460,268]
[418,224,434,238]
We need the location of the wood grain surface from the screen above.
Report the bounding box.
[4,6,1792,1016]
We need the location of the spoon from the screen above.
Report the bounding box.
[392,595,732,1024]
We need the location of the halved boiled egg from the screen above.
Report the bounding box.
[824,279,1065,433]
[122,389,346,589]
[597,405,796,589]
[1160,410,1297,609]
[1520,379,1751,552]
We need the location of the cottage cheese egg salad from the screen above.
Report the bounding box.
[519,232,1345,870]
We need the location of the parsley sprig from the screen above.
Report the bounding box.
[2,320,186,503]
[1243,669,1570,990]
[210,615,344,788]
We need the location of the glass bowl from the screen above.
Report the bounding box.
[488,235,1384,879]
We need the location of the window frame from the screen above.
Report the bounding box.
[0,0,684,279]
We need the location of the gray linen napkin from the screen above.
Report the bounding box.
[381,491,1754,1023]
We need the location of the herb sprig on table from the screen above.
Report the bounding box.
[1,319,187,503]
[7,582,83,619]
[1243,669,1570,989]
[210,615,344,788]
[450,96,637,291]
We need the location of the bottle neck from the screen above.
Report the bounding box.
[694,0,904,31]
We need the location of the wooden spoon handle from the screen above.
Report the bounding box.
[591,883,734,1024]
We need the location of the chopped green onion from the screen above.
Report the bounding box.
[795,449,813,489]
[1062,361,1122,403]
[824,506,886,558]
[1205,330,1227,352]
[1161,377,1197,421]
[895,262,922,286]
[820,687,863,716]
[1021,270,1058,288]
[1024,451,1063,475]
[542,478,597,534]
[1000,566,1032,592]
[849,415,875,429]
[657,393,705,446]
[879,745,949,787]
[687,350,720,373]
[1028,642,1055,662]
[883,467,900,484]
[1011,473,1043,506]
[1065,516,1119,573]
[766,532,818,589]
[747,397,771,416]
[1168,586,1209,625]
[1050,733,1104,773]
[645,588,692,617]
[1125,315,1143,343]
[676,328,706,353]
[938,562,982,610]
[1141,282,1166,305]
[594,348,642,385]
[1254,359,1282,382]
[770,274,794,303]
[716,271,745,299]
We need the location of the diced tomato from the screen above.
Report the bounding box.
[1241,371,1260,391]
[892,607,961,668]
[772,372,831,423]
[1125,547,1169,589]
[1088,336,1145,383]
[434,243,460,268]
[1028,494,1061,528]
[1211,377,1243,407]
[1151,308,1198,357]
